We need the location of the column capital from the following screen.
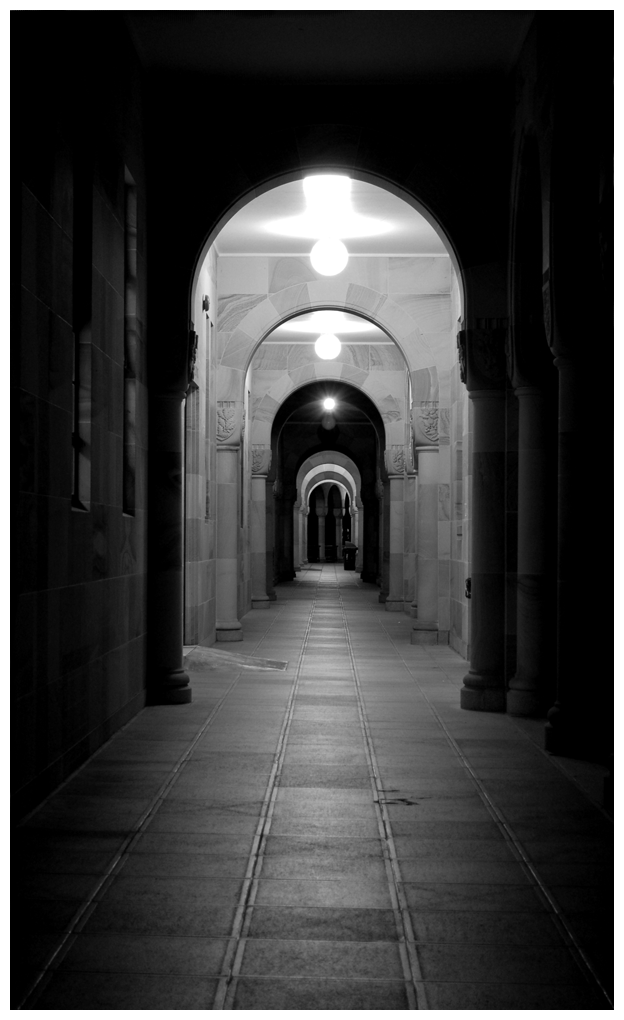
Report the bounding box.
[384,445,405,477]
[459,325,508,392]
[251,444,272,476]
[411,403,439,448]
[217,400,244,447]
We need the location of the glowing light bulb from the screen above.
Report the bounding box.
[315,334,342,360]
[310,238,349,276]
[323,398,336,411]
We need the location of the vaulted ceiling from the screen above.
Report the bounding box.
[124,12,535,83]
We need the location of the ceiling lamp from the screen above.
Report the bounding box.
[315,334,342,360]
[310,237,349,276]
[323,398,336,410]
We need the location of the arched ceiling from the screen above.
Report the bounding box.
[271,380,383,433]
[215,178,447,258]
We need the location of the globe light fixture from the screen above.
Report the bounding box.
[315,334,342,360]
[323,398,336,411]
[310,237,349,276]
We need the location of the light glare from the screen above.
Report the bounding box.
[275,311,378,335]
[315,334,342,360]
[323,398,336,410]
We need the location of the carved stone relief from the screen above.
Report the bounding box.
[187,329,199,390]
[465,326,507,389]
[251,445,272,476]
[457,330,467,384]
[412,402,439,447]
[216,401,239,444]
[384,445,405,476]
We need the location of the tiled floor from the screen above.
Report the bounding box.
[13,565,613,1009]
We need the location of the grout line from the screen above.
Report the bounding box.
[16,605,292,1011]
[212,585,318,1010]
[379,620,614,1009]
[337,565,424,1011]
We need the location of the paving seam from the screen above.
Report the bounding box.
[334,566,425,1010]
[379,620,613,1009]
[17,604,290,1010]
[212,586,318,1009]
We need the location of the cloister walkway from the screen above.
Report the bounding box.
[14,565,612,1009]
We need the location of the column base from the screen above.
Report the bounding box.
[148,668,192,705]
[411,622,438,645]
[543,718,600,759]
[252,596,271,610]
[460,671,506,712]
[216,622,243,642]
[507,686,541,717]
[385,598,404,612]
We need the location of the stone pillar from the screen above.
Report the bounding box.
[216,400,243,641]
[376,480,385,594]
[412,446,440,642]
[354,503,363,573]
[545,355,583,751]
[293,500,301,572]
[148,391,192,703]
[507,387,551,715]
[301,505,309,566]
[265,478,276,601]
[384,446,405,611]
[459,327,508,712]
[317,506,327,561]
[250,445,271,609]
[334,508,343,561]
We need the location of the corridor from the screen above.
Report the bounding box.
[14,566,612,1010]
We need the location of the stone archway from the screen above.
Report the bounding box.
[297,454,361,572]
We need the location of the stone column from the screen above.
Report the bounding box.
[412,445,440,642]
[293,500,301,572]
[216,400,243,641]
[334,508,343,561]
[384,446,405,611]
[317,506,327,561]
[265,479,277,601]
[375,480,385,593]
[301,506,309,566]
[250,445,271,610]
[507,387,551,715]
[354,503,363,572]
[148,391,193,703]
[459,327,508,712]
[545,354,583,751]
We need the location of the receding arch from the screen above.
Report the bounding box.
[219,293,437,384]
[190,166,466,320]
[251,352,409,451]
[297,452,362,508]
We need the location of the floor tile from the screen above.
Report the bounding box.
[247,906,399,942]
[34,972,218,1010]
[57,932,230,974]
[239,938,403,978]
[232,975,409,1009]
